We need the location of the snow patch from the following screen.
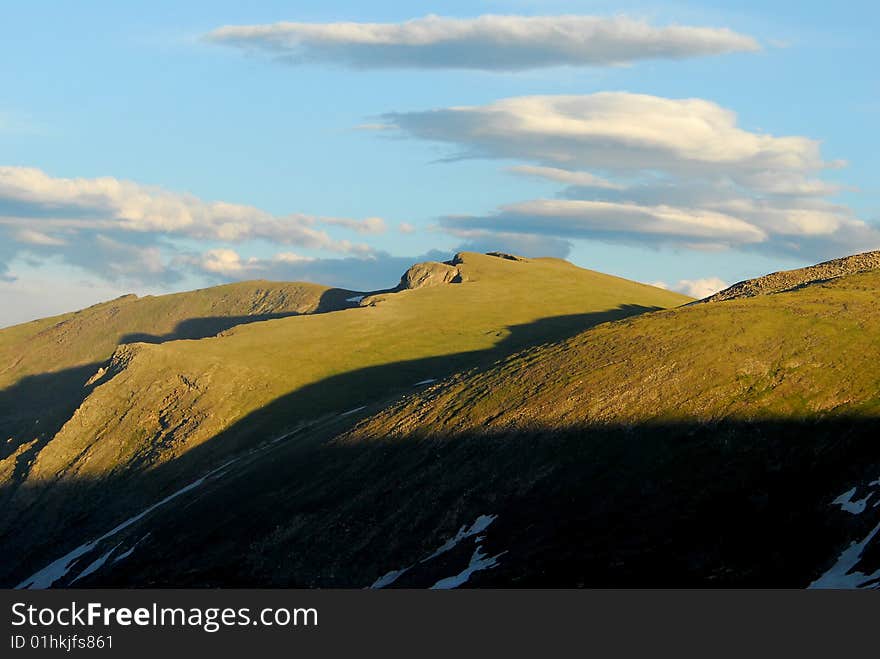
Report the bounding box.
[370,568,410,589]
[370,514,498,589]
[16,459,237,589]
[16,539,103,590]
[346,296,364,303]
[113,536,147,564]
[70,543,122,584]
[430,542,505,590]
[413,379,436,386]
[809,521,880,589]
[422,514,497,563]
[832,487,872,515]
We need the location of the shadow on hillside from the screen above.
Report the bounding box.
[114,304,664,476]
[0,302,671,585]
[0,362,104,490]
[117,287,362,345]
[0,287,367,483]
[119,313,305,344]
[3,415,880,589]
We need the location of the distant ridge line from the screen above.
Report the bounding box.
[701,250,880,303]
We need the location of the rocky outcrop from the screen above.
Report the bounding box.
[398,261,462,290]
[702,250,880,303]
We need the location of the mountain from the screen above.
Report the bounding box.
[1,252,688,587]
[8,251,880,589]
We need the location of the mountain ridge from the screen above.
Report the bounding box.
[702,249,880,303]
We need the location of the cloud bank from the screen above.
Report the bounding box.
[383,93,879,260]
[206,14,759,71]
[0,166,385,284]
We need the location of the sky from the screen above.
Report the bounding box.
[1,1,878,327]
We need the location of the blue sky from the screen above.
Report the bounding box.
[1,1,878,326]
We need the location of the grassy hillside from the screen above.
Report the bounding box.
[359,267,880,433]
[0,279,354,486]
[26,261,880,589]
[1,252,688,585]
[0,279,345,388]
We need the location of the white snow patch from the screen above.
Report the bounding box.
[370,568,410,589]
[346,296,364,303]
[16,539,103,590]
[430,542,505,590]
[413,379,437,386]
[832,487,872,515]
[340,406,366,417]
[113,536,147,564]
[370,514,498,589]
[70,543,122,584]
[809,521,880,589]
[421,514,497,563]
[16,459,237,589]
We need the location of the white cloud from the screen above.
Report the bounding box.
[273,251,317,264]
[192,248,318,276]
[0,166,378,251]
[198,248,249,275]
[206,14,759,71]
[384,93,879,259]
[445,199,767,248]
[0,166,387,283]
[384,93,823,176]
[650,277,728,298]
[13,228,67,246]
[507,165,623,190]
[398,222,417,234]
[447,227,572,258]
[678,277,729,298]
[186,248,454,292]
[319,215,387,234]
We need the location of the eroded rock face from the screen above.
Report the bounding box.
[398,261,461,290]
[703,250,880,303]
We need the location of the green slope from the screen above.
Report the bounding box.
[0,279,353,465]
[0,279,345,385]
[358,267,880,434]
[1,252,687,585]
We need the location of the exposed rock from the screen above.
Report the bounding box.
[702,250,880,303]
[398,261,462,290]
[102,343,142,381]
[84,367,107,387]
[486,252,527,262]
